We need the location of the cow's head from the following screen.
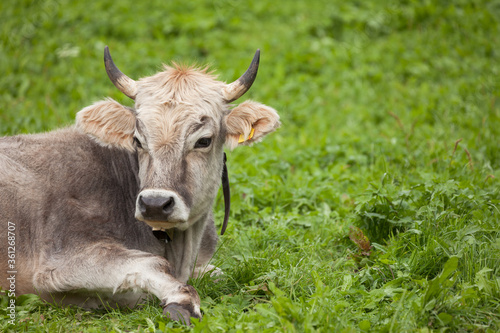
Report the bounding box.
[76,47,280,231]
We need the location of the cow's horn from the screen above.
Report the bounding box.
[104,46,138,100]
[222,49,260,103]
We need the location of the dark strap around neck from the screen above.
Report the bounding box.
[220,152,230,235]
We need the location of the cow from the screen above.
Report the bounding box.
[0,47,280,324]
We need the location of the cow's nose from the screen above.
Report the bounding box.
[138,194,176,220]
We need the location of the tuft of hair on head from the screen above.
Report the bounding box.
[164,62,217,80]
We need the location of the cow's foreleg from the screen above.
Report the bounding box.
[33,244,201,324]
[189,214,223,280]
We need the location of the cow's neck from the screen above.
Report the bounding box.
[163,214,209,283]
[111,149,140,197]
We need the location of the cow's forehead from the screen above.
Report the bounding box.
[133,65,227,150]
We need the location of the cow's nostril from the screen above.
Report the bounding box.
[162,196,175,213]
[138,195,147,214]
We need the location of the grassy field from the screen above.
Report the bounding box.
[1,0,499,331]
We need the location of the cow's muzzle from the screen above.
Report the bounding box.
[135,189,189,226]
[139,195,174,218]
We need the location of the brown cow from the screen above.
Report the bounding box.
[0,47,280,324]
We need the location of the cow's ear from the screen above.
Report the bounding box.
[224,100,280,150]
[76,98,136,152]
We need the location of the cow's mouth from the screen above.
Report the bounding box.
[150,226,174,243]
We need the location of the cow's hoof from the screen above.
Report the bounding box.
[162,302,200,325]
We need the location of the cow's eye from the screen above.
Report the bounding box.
[133,137,143,149]
[195,137,212,149]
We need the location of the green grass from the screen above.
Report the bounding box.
[1,0,499,331]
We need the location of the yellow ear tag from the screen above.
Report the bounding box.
[238,128,255,143]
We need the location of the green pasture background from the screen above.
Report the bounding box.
[1,0,499,331]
